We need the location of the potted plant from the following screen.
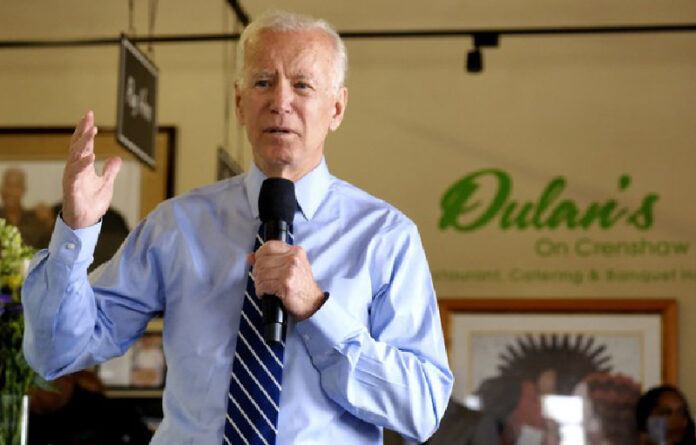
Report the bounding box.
[0,218,36,445]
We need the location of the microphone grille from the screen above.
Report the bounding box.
[258,178,296,224]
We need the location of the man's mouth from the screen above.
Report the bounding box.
[264,127,295,135]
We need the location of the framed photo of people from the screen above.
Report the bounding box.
[0,127,175,270]
[438,298,677,445]
[97,317,166,396]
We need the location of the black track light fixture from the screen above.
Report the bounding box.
[466,48,482,73]
[466,32,500,74]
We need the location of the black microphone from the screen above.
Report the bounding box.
[258,177,296,344]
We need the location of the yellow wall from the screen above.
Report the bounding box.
[2,1,696,406]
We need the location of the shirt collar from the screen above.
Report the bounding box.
[244,157,331,221]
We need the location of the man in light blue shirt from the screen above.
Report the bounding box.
[23,10,453,444]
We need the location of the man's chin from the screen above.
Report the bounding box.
[254,151,295,174]
[262,147,296,165]
[254,153,323,181]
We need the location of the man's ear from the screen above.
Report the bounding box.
[234,81,245,125]
[329,87,348,132]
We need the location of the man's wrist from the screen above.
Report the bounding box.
[298,291,329,321]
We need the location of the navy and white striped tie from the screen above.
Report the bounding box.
[223,224,291,445]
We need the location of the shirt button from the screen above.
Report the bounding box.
[303,334,310,342]
[65,242,76,250]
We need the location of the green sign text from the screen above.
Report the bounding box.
[440,169,659,232]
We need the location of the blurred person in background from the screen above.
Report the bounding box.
[0,167,53,248]
[637,385,696,445]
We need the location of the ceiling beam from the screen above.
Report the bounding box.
[1,23,695,49]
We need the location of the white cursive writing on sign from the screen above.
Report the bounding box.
[126,76,153,122]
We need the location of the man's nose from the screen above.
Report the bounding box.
[270,81,293,114]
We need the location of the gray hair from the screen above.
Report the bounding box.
[236,10,348,91]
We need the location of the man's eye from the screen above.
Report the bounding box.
[295,82,311,90]
[255,80,270,88]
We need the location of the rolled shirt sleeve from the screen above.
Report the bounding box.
[22,215,162,379]
[295,222,453,443]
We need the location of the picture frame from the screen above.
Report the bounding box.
[438,298,677,445]
[0,127,175,398]
[0,127,175,265]
[216,146,243,180]
[97,318,166,395]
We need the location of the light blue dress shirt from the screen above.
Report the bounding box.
[22,158,453,444]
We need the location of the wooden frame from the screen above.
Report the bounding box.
[439,298,677,384]
[0,127,175,272]
[98,318,165,397]
[0,127,175,397]
[437,298,677,444]
[0,127,176,224]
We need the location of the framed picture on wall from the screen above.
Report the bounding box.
[216,146,243,180]
[0,127,175,269]
[438,298,677,445]
[97,318,166,392]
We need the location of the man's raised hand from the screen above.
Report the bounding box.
[62,111,122,229]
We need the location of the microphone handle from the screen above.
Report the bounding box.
[261,220,289,344]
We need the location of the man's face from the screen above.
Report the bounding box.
[235,29,347,181]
